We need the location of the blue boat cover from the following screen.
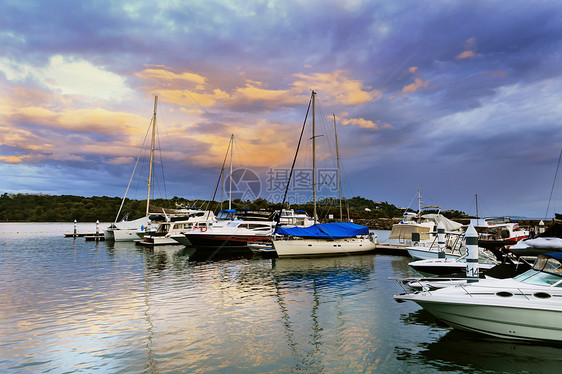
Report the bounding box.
[545,252,562,260]
[276,222,370,239]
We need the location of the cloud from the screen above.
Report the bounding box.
[401,78,429,93]
[456,37,477,60]
[0,55,132,100]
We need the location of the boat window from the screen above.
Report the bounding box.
[532,256,562,276]
[248,224,272,231]
[514,269,562,287]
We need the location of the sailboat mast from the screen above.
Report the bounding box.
[333,114,343,222]
[417,188,422,222]
[146,95,158,217]
[312,91,317,224]
[229,134,233,210]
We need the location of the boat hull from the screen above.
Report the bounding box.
[407,247,462,260]
[273,237,376,257]
[113,228,144,242]
[184,233,270,248]
[408,260,495,276]
[409,300,562,342]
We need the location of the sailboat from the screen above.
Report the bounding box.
[271,91,376,257]
[104,95,163,242]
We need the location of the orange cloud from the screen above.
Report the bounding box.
[402,78,429,93]
[0,155,32,164]
[340,117,379,129]
[456,37,477,59]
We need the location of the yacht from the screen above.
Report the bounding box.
[380,191,464,254]
[136,210,215,246]
[182,218,274,248]
[473,217,530,250]
[394,252,562,342]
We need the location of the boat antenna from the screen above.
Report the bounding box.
[545,148,562,220]
[274,93,313,233]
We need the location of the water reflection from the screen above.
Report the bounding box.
[398,329,562,373]
[268,255,379,373]
[7,224,561,373]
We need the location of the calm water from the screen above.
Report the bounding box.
[1,223,561,373]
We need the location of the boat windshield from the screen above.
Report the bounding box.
[514,256,562,287]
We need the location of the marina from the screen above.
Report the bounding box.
[1,222,561,373]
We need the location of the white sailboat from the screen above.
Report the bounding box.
[104,95,162,242]
[272,91,376,257]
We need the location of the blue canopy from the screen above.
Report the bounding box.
[276,222,370,239]
[545,252,562,260]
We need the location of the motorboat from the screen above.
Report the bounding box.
[407,253,498,277]
[394,252,562,342]
[406,231,465,260]
[136,210,216,247]
[381,190,464,254]
[174,208,313,248]
[507,237,562,257]
[472,217,529,250]
[182,218,275,248]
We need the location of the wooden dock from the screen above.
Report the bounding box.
[65,233,105,240]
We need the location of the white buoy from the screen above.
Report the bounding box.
[437,222,445,259]
[73,220,77,236]
[465,224,479,283]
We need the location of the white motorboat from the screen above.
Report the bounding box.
[181,218,275,248]
[407,254,498,277]
[136,210,216,247]
[105,216,152,241]
[508,237,562,257]
[394,252,562,342]
[385,190,464,252]
[406,232,465,260]
[472,217,530,249]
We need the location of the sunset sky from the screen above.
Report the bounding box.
[2,0,562,218]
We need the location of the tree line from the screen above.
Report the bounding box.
[0,193,470,222]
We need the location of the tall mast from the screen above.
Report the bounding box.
[333,114,343,222]
[146,95,158,217]
[229,134,234,210]
[312,90,317,224]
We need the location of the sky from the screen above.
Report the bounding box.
[1,0,562,219]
